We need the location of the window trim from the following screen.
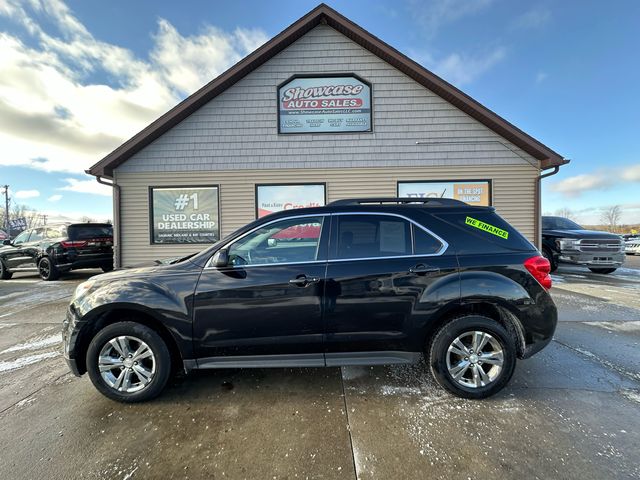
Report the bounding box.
[328,212,448,262]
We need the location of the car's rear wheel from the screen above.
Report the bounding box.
[0,260,12,280]
[428,315,516,399]
[588,267,617,274]
[86,322,171,403]
[38,257,59,281]
[542,247,557,273]
[101,263,114,273]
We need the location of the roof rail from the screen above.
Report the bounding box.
[328,197,467,206]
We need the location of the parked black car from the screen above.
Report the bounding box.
[541,216,624,274]
[0,223,113,280]
[63,198,556,403]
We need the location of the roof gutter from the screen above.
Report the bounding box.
[94,175,122,269]
[534,163,565,248]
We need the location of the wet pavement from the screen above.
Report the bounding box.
[1,261,639,479]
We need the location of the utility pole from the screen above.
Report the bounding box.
[2,185,9,233]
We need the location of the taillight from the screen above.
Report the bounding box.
[60,240,87,248]
[524,255,552,290]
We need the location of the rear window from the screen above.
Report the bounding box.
[68,224,113,240]
[433,211,535,253]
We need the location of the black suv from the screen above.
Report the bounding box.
[0,223,113,280]
[63,199,556,402]
[541,216,624,274]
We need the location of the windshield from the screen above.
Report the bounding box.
[68,224,112,240]
[542,216,583,230]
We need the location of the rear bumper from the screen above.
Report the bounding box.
[558,250,625,267]
[54,252,113,271]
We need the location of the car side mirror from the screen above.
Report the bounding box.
[267,238,277,248]
[213,248,229,268]
[2,239,11,245]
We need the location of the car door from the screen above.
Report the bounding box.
[323,212,459,365]
[192,214,329,366]
[5,229,34,269]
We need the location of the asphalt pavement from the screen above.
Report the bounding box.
[1,259,639,480]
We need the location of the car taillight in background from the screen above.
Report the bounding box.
[60,240,88,248]
[524,255,552,290]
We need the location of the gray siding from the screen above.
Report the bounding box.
[115,165,537,266]
[117,25,538,173]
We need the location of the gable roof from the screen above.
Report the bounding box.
[88,3,567,178]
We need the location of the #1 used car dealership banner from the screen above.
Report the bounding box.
[398,181,491,206]
[150,186,219,244]
[278,75,371,133]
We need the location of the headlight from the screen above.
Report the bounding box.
[557,238,579,250]
[73,280,96,300]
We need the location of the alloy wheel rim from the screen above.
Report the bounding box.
[39,260,50,278]
[98,335,156,393]
[446,331,504,388]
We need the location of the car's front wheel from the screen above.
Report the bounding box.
[588,267,617,274]
[38,257,59,281]
[0,260,12,280]
[428,315,516,399]
[86,322,171,403]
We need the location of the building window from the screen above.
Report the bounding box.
[149,186,219,244]
[398,180,492,206]
[256,184,326,218]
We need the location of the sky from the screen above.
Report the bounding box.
[0,0,639,225]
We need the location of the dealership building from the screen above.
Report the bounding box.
[88,4,568,267]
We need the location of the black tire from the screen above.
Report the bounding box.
[428,315,517,399]
[542,247,558,273]
[588,267,616,274]
[101,263,114,273]
[86,322,171,403]
[38,257,60,281]
[0,260,12,280]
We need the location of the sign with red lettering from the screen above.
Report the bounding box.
[278,75,371,133]
[256,184,325,218]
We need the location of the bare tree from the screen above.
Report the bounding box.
[554,207,576,220]
[0,204,43,232]
[80,215,95,223]
[600,205,622,232]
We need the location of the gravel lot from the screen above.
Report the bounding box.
[1,259,639,479]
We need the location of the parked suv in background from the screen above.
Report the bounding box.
[0,223,113,280]
[63,198,556,403]
[541,216,624,274]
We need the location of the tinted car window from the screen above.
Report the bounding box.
[413,225,443,254]
[542,216,583,230]
[334,215,412,259]
[12,230,31,245]
[68,225,112,240]
[228,216,323,266]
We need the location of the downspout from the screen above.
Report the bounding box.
[95,175,122,269]
[535,165,562,249]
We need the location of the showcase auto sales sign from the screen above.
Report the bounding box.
[278,75,371,133]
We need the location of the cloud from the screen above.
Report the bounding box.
[409,0,495,37]
[58,177,113,196]
[535,72,548,83]
[550,164,640,197]
[0,0,268,175]
[622,164,640,181]
[48,194,62,202]
[14,189,40,199]
[511,8,551,30]
[413,47,507,86]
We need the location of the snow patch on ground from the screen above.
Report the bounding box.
[1,333,62,354]
[16,397,36,408]
[0,351,60,373]
[341,366,368,381]
[0,322,16,329]
[584,321,640,333]
[620,390,640,405]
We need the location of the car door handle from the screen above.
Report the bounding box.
[409,264,440,275]
[289,275,320,287]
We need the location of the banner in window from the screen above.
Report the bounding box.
[150,186,219,244]
[278,75,371,133]
[398,180,491,206]
[256,184,325,218]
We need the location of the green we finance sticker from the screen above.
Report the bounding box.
[465,216,509,239]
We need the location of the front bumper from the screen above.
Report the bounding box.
[558,250,625,267]
[62,304,86,377]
